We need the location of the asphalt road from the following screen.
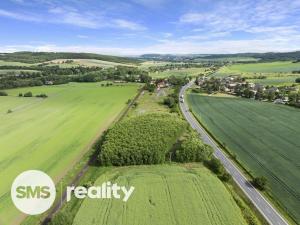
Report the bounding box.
[179,82,289,225]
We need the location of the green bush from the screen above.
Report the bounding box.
[206,158,225,175]
[36,93,48,98]
[174,131,213,163]
[99,113,187,166]
[0,91,8,96]
[23,91,33,97]
[218,170,232,182]
[252,176,267,191]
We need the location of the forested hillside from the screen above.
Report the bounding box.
[0,52,140,64]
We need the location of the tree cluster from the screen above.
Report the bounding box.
[99,113,187,166]
[174,131,213,163]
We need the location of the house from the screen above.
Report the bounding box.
[248,82,255,88]
[254,84,266,92]
[228,83,237,89]
[156,79,169,88]
[274,99,285,104]
[267,87,279,93]
[45,81,53,85]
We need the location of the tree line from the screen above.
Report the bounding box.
[0,66,150,89]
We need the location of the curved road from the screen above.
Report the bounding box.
[179,81,289,225]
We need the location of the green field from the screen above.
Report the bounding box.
[187,93,300,222]
[127,89,170,117]
[73,164,247,225]
[46,59,136,68]
[219,61,300,74]
[0,60,33,67]
[0,83,138,225]
[247,75,299,86]
[150,68,205,78]
[215,61,300,86]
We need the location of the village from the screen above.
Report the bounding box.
[195,75,300,106]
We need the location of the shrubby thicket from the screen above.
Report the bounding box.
[174,131,213,163]
[99,113,187,166]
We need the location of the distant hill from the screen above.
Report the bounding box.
[140,51,300,62]
[0,52,140,64]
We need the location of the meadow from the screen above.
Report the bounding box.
[150,68,206,78]
[73,164,247,225]
[0,82,138,225]
[45,59,136,68]
[219,61,300,74]
[187,93,300,222]
[215,61,300,86]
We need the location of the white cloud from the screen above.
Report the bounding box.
[2,35,300,55]
[131,0,168,9]
[162,32,173,38]
[0,9,41,22]
[77,35,89,39]
[179,0,300,35]
[0,6,147,31]
[113,19,146,31]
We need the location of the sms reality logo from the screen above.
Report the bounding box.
[11,170,135,215]
[11,170,56,215]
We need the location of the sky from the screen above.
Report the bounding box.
[0,0,300,55]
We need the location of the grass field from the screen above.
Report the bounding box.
[219,61,300,74]
[150,68,206,78]
[0,82,139,225]
[187,93,300,222]
[73,164,247,225]
[46,59,136,68]
[215,61,300,86]
[127,88,170,117]
[247,75,299,86]
[0,60,33,67]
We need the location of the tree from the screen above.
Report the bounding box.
[140,74,152,83]
[252,176,267,190]
[163,97,175,108]
[218,171,232,182]
[174,132,213,163]
[24,91,33,97]
[295,78,300,83]
[207,158,224,175]
[0,91,8,96]
[145,83,156,92]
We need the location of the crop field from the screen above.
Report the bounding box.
[46,59,136,68]
[215,61,300,86]
[150,68,206,78]
[187,93,300,222]
[73,164,247,225]
[219,61,300,74]
[0,60,33,67]
[0,82,139,225]
[0,69,39,75]
[247,75,299,86]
